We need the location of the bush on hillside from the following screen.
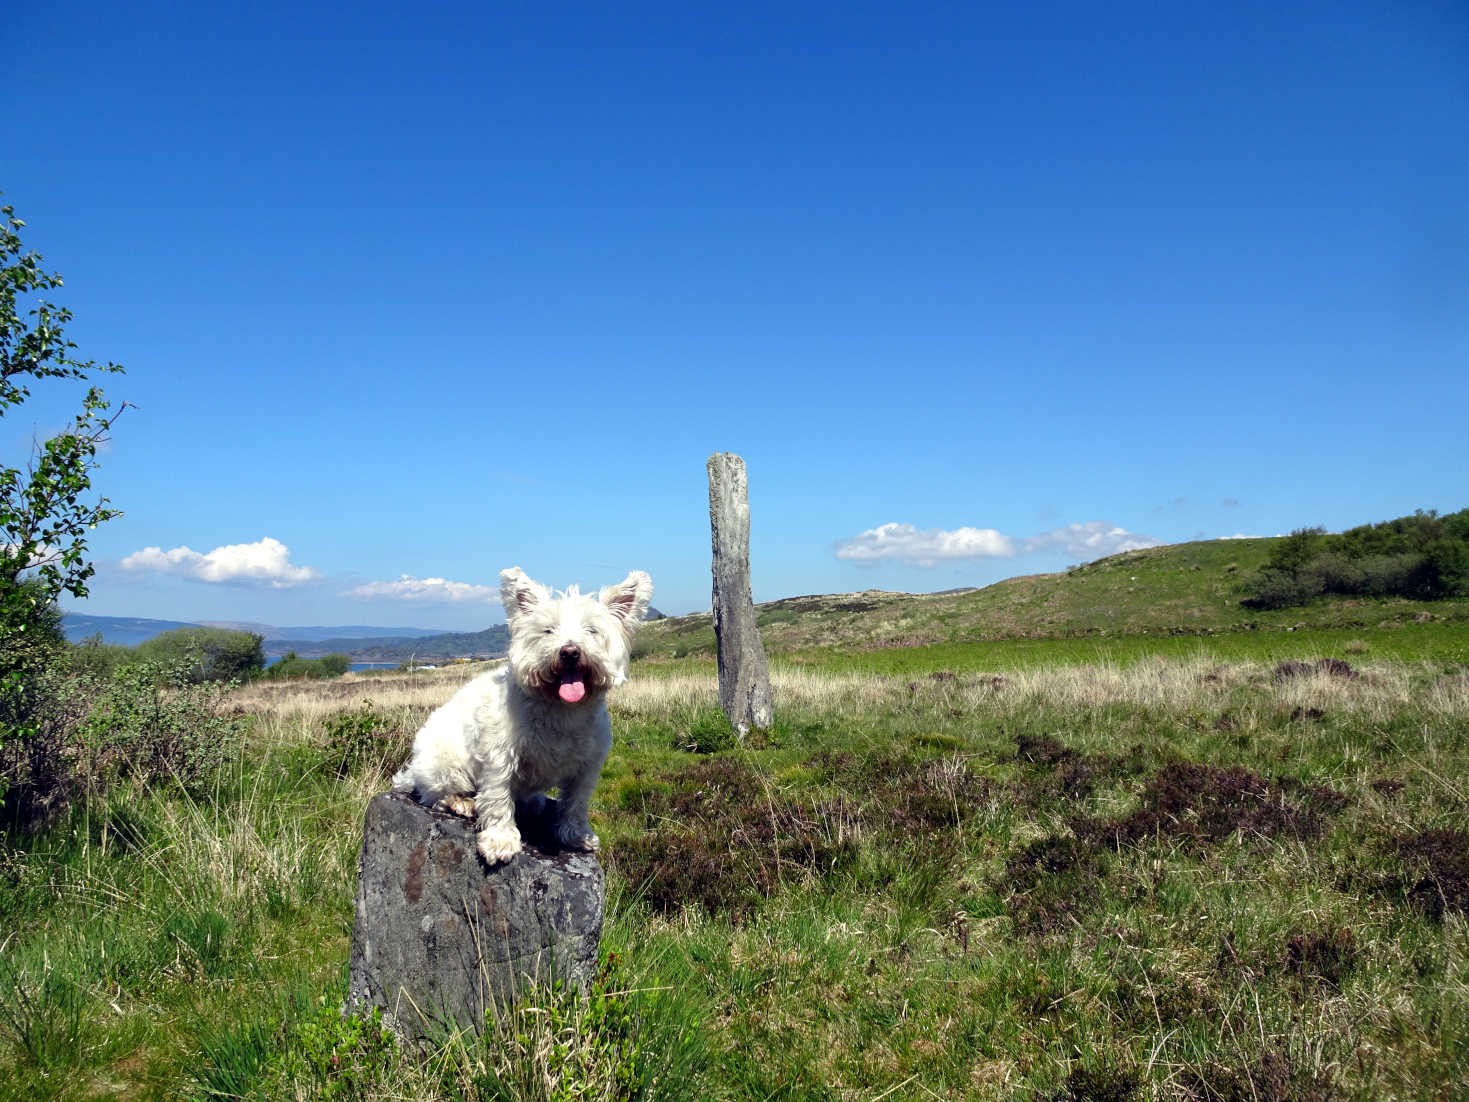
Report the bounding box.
[77,660,246,793]
[0,584,76,828]
[68,632,133,678]
[0,662,100,832]
[1243,509,1469,609]
[264,652,352,680]
[1,656,246,832]
[322,701,408,777]
[134,627,265,683]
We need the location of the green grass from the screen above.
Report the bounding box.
[780,620,1469,675]
[636,538,1469,661]
[3,638,1467,1099]
[594,655,1469,1100]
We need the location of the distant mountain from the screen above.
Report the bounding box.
[62,613,202,648]
[308,625,511,662]
[61,612,502,657]
[200,621,447,643]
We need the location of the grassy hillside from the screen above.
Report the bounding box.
[4,655,1466,1099]
[6,536,1468,1099]
[637,538,1469,660]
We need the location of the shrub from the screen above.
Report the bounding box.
[78,660,246,794]
[1242,508,1469,608]
[0,661,102,832]
[1264,527,1325,574]
[1,655,247,831]
[1241,569,1319,610]
[135,627,265,683]
[1354,554,1421,597]
[67,633,130,678]
[670,711,736,754]
[1424,539,1469,597]
[265,652,353,680]
[323,701,406,777]
[1304,551,1364,595]
[256,998,397,1101]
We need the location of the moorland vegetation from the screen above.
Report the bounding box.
[1242,510,1469,610]
[2,548,1466,1098]
[1,632,1466,1100]
[3,202,1467,1099]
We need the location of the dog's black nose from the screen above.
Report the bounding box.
[559,644,581,665]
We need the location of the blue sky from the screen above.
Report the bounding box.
[7,1,1466,629]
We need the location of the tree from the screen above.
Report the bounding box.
[135,626,265,683]
[2,198,128,813]
[1,199,128,646]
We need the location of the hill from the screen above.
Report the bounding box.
[61,613,205,647]
[61,613,504,659]
[289,625,511,662]
[202,622,447,643]
[636,537,1469,659]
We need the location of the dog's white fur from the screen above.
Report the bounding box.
[391,566,653,864]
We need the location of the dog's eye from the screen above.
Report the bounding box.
[543,628,553,634]
[587,627,598,635]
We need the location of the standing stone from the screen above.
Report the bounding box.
[707,452,774,734]
[348,791,604,1042]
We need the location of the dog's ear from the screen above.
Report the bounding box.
[500,567,547,618]
[600,570,653,631]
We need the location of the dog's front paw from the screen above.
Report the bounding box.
[476,825,523,864]
[555,822,600,853]
[438,794,476,819]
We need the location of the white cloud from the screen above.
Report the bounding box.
[2,541,58,568]
[342,574,498,604]
[1022,521,1164,559]
[835,519,1164,568]
[834,522,1017,567]
[121,537,320,588]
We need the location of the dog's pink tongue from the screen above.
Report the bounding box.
[558,680,586,704]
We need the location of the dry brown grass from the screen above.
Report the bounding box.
[228,662,496,725]
[612,657,1469,725]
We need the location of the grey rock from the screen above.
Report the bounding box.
[706,452,774,734]
[348,791,604,1042]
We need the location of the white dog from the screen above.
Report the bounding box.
[392,566,653,864]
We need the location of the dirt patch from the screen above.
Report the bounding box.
[608,758,858,917]
[1284,927,1357,989]
[1015,734,1076,766]
[1076,763,1346,850]
[1390,828,1469,921]
[1046,1065,1140,1102]
[1180,1050,1338,1102]
[1274,658,1358,682]
[1001,834,1108,935]
[1014,735,1147,802]
[809,749,992,837]
[1001,750,1348,938]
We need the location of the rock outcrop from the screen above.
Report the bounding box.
[348,791,604,1041]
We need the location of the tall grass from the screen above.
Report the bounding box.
[1,646,1466,1099]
